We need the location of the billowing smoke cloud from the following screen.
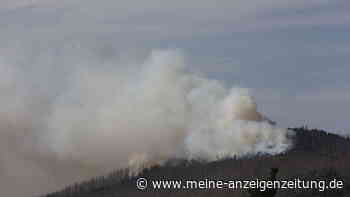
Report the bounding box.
[0,49,292,196]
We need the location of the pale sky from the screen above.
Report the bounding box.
[1,0,349,132]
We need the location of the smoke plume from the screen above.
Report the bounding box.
[0,49,292,196]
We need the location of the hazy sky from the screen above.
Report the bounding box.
[1,0,349,132]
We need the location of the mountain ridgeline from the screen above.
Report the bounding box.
[42,127,350,197]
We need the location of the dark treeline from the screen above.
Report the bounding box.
[41,127,350,197]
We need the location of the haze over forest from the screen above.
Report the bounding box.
[0,0,349,196]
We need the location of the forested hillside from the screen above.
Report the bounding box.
[42,128,350,197]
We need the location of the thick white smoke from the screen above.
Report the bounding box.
[0,49,292,196]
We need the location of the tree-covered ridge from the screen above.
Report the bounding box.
[42,128,350,197]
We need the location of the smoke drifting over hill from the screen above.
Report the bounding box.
[0,49,291,196]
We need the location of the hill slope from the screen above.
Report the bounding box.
[42,128,350,197]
